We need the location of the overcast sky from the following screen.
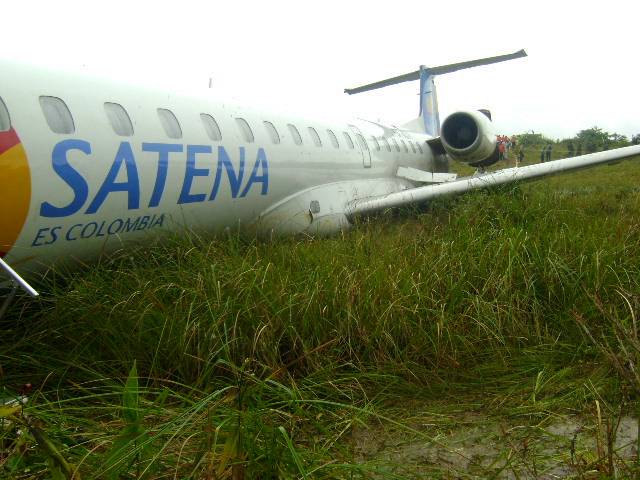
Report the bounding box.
[3,0,639,139]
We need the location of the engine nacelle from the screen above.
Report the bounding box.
[440,110,498,166]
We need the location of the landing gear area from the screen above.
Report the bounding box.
[0,258,38,320]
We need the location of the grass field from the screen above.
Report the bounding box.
[2,156,640,478]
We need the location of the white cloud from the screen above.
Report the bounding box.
[3,0,639,138]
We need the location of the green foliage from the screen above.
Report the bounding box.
[99,360,156,479]
[0,400,79,479]
[513,131,552,147]
[577,126,610,152]
[2,158,640,477]
[512,126,631,159]
[122,362,139,425]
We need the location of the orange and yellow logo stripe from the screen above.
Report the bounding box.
[0,129,31,257]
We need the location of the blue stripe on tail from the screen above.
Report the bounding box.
[419,68,440,137]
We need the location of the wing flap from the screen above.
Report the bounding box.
[397,166,457,183]
[348,145,640,217]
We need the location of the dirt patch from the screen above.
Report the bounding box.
[352,411,639,478]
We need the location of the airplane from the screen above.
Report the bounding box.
[1,49,639,305]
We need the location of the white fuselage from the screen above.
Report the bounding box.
[0,61,437,273]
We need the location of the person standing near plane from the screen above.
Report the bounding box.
[518,148,524,166]
[545,144,552,162]
[540,146,546,163]
[498,141,506,161]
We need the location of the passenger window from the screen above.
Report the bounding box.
[416,141,423,154]
[0,97,10,132]
[308,127,322,147]
[201,114,222,141]
[104,102,134,136]
[235,118,254,143]
[391,138,400,152]
[342,132,354,149]
[380,137,391,152]
[355,133,369,151]
[327,129,339,148]
[287,124,303,145]
[157,108,182,139]
[370,136,380,151]
[263,121,280,144]
[40,96,75,134]
[409,141,416,154]
[400,140,409,153]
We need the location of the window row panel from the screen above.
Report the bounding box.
[355,133,369,152]
[40,96,75,134]
[327,129,339,148]
[288,124,303,145]
[36,96,416,158]
[235,117,254,143]
[264,121,280,144]
[157,108,182,139]
[105,102,134,136]
[308,127,322,147]
[342,132,354,149]
[201,114,222,141]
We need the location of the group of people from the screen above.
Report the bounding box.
[495,135,556,165]
[540,144,553,162]
[497,135,520,163]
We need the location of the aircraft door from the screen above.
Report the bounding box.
[348,125,372,168]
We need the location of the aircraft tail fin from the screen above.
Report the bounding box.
[344,49,527,137]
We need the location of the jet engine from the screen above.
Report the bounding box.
[440,110,499,168]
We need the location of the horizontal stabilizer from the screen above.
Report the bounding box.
[426,49,527,76]
[344,49,527,95]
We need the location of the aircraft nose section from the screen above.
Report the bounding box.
[0,128,31,258]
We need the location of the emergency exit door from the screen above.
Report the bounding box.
[348,125,372,168]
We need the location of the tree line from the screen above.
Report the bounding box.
[515,127,640,156]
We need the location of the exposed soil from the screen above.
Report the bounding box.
[352,409,639,478]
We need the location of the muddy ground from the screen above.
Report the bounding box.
[352,407,639,478]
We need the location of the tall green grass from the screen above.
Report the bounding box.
[1,159,640,478]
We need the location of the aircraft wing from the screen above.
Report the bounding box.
[347,145,640,218]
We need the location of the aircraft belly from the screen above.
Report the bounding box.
[255,177,414,237]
